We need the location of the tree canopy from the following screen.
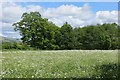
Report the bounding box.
[12,12,119,50]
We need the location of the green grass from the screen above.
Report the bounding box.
[1,50,118,78]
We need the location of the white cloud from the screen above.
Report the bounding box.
[1,2,44,38]
[0,33,7,37]
[2,22,14,31]
[5,31,16,34]
[43,3,95,27]
[2,31,21,38]
[96,11,118,24]
[1,2,118,38]
[2,2,25,23]
[47,3,93,19]
[26,5,43,12]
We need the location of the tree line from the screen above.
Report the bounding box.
[9,12,120,50]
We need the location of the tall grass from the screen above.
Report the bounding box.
[1,50,118,78]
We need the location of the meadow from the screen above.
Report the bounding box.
[1,50,118,78]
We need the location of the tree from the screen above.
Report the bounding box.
[13,11,119,50]
[59,22,74,49]
[13,12,59,50]
[100,23,118,49]
[72,27,84,49]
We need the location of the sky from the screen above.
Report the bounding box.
[0,2,118,38]
[1,0,119,2]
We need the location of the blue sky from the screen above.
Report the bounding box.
[1,0,119,2]
[1,2,118,38]
[16,2,118,12]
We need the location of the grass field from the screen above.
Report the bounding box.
[1,50,118,78]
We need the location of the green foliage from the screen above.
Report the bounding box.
[12,12,120,50]
[2,42,15,49]
[2,42,32,50]
[13,12,59,50]
[59,22,74,49]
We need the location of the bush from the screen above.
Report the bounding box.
[2,42,32,50]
